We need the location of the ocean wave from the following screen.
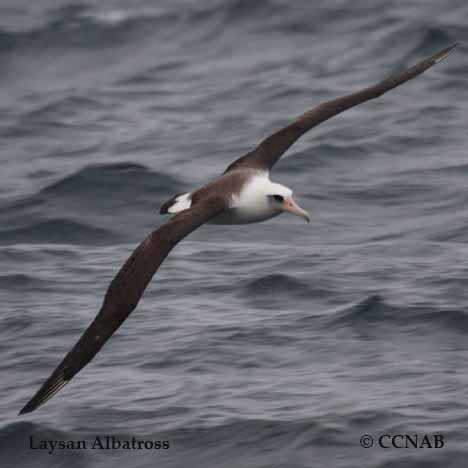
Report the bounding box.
[22,95,103,122]
[0,0,460,66]
[242,273,312,297]
[0,163,185,244]
[0,0,281,56]
[0,219,117,246]
[326,295,468,333]
[0,273,49,290]
[239,273,334,310]
[0,4,164,54]
[40,162,182,199]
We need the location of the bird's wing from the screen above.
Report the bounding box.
[19,195,227,415]
[224,44,456,173]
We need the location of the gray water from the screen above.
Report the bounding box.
[1,1,467,467]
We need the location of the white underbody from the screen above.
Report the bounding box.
[166,173,292,225]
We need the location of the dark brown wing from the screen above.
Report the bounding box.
[225,44,456,173]
[19,195,226,415]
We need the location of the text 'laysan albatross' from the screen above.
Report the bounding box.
[19,44,456,415]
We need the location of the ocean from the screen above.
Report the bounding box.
[1,0,467,467]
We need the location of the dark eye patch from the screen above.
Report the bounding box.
[272,195,284,202]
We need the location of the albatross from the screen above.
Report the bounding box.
[19,44,456,415]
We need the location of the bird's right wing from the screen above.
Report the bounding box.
[19,195,227,415]
[224,44,456,173]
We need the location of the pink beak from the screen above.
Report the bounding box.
[282,197,310,223]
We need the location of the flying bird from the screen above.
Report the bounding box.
[19,44,456,415]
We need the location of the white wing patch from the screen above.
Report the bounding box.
[168,193,192,213]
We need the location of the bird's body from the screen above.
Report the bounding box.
[19,44,456,415]
[162,169,294,225]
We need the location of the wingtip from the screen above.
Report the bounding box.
[18,397,39,415]
[433,43,458,64]
[18,406,32,416]
[18,372,68,416]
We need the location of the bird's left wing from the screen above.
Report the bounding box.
[19,195,226,415]
[224,44,456,173]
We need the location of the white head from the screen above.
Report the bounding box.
[265,181,310,223]
[233,174,310,224]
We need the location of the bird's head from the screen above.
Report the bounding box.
[267,183,310,223]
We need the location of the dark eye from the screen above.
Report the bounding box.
[272,195,284,202]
